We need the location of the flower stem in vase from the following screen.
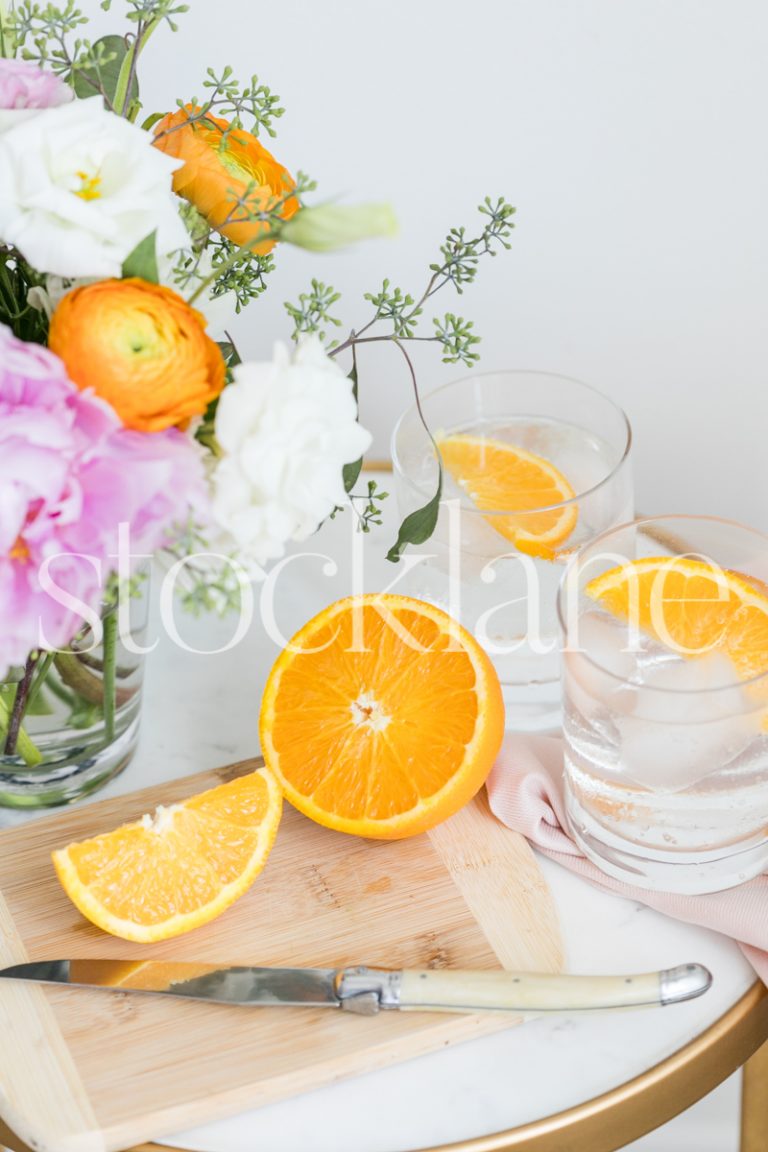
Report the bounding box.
[53,653,104,704]
[25,651,55,713]
[1,654,42,766]
[102,611,118,743]
[55,644,134,709]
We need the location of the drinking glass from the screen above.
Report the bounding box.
[559,515,768,894]
[392,371,632,731]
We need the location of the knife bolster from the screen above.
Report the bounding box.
[336,967,402,1014]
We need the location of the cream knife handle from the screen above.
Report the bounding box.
[396,964,711,1013]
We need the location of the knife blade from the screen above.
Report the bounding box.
[0,959,712,1015]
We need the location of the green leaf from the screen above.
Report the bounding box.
[343,457,363,494]
[217,339,242,368]
[121,231,159,284]
[386,473,442,562]
[72,35,139,107]
[141,110,166,132]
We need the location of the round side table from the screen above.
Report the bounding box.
[1,473,764,1152]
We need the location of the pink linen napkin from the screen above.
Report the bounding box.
[486,734,768,985]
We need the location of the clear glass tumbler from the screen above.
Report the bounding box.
[392,371,633,731]
[559,515,768,894]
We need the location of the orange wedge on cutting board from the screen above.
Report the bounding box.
[586,557,768,681]
[259,594,505,839]
[437,433,578,559]
[52,769,282,942]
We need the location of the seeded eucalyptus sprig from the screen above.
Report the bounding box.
[283,197,515,367]
[208,242,274,311]
[330,479,389,534]
[6,0,88,74]
[284,280,343,345]
[102,0,188,29]
[153,65,285,143]
[172,240,275,315]
[283,197,516,559]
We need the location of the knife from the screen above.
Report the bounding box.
[0,959,711,1015]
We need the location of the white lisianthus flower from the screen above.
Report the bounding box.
[0,96,189,278]
[211,336,372,571]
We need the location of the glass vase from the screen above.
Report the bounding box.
[0,572,150,809]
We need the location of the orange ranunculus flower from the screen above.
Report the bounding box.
[152,106,298,254]
[48,279,226,433]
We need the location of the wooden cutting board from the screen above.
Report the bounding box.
[0,759,563,1152]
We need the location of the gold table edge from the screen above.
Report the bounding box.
[130,980,768,1152]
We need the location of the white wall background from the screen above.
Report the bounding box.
[83,0,768,531]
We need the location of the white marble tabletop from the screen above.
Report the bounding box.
[0,479,756,1152]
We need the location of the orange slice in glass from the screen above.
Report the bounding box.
[585,557,768,681]
[52,769,282,942]
[437,434,577,559]
[259,594,505,839]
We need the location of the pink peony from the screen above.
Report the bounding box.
[0,58,72,111]
[0,323,206,676]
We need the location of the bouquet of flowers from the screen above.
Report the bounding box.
[0,0,514,786]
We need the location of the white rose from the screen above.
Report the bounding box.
[210,336,372,570]
[0,96,189,278]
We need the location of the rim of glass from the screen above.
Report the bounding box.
[556,513,768,693]
[390,368,633,515]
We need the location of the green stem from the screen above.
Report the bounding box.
[0,695,42,769]
[54,649,134,708]
[114,17,161,118]
[4,652,38,755]
[44,674,76,709]
[102,612,117,743]
[330,269,447,360]
[0,0,15,58]
[113,25,141,118]
[329,333,439,359]
[0,254,21,317]
[26,651,55,713]
[152,101,217,141]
